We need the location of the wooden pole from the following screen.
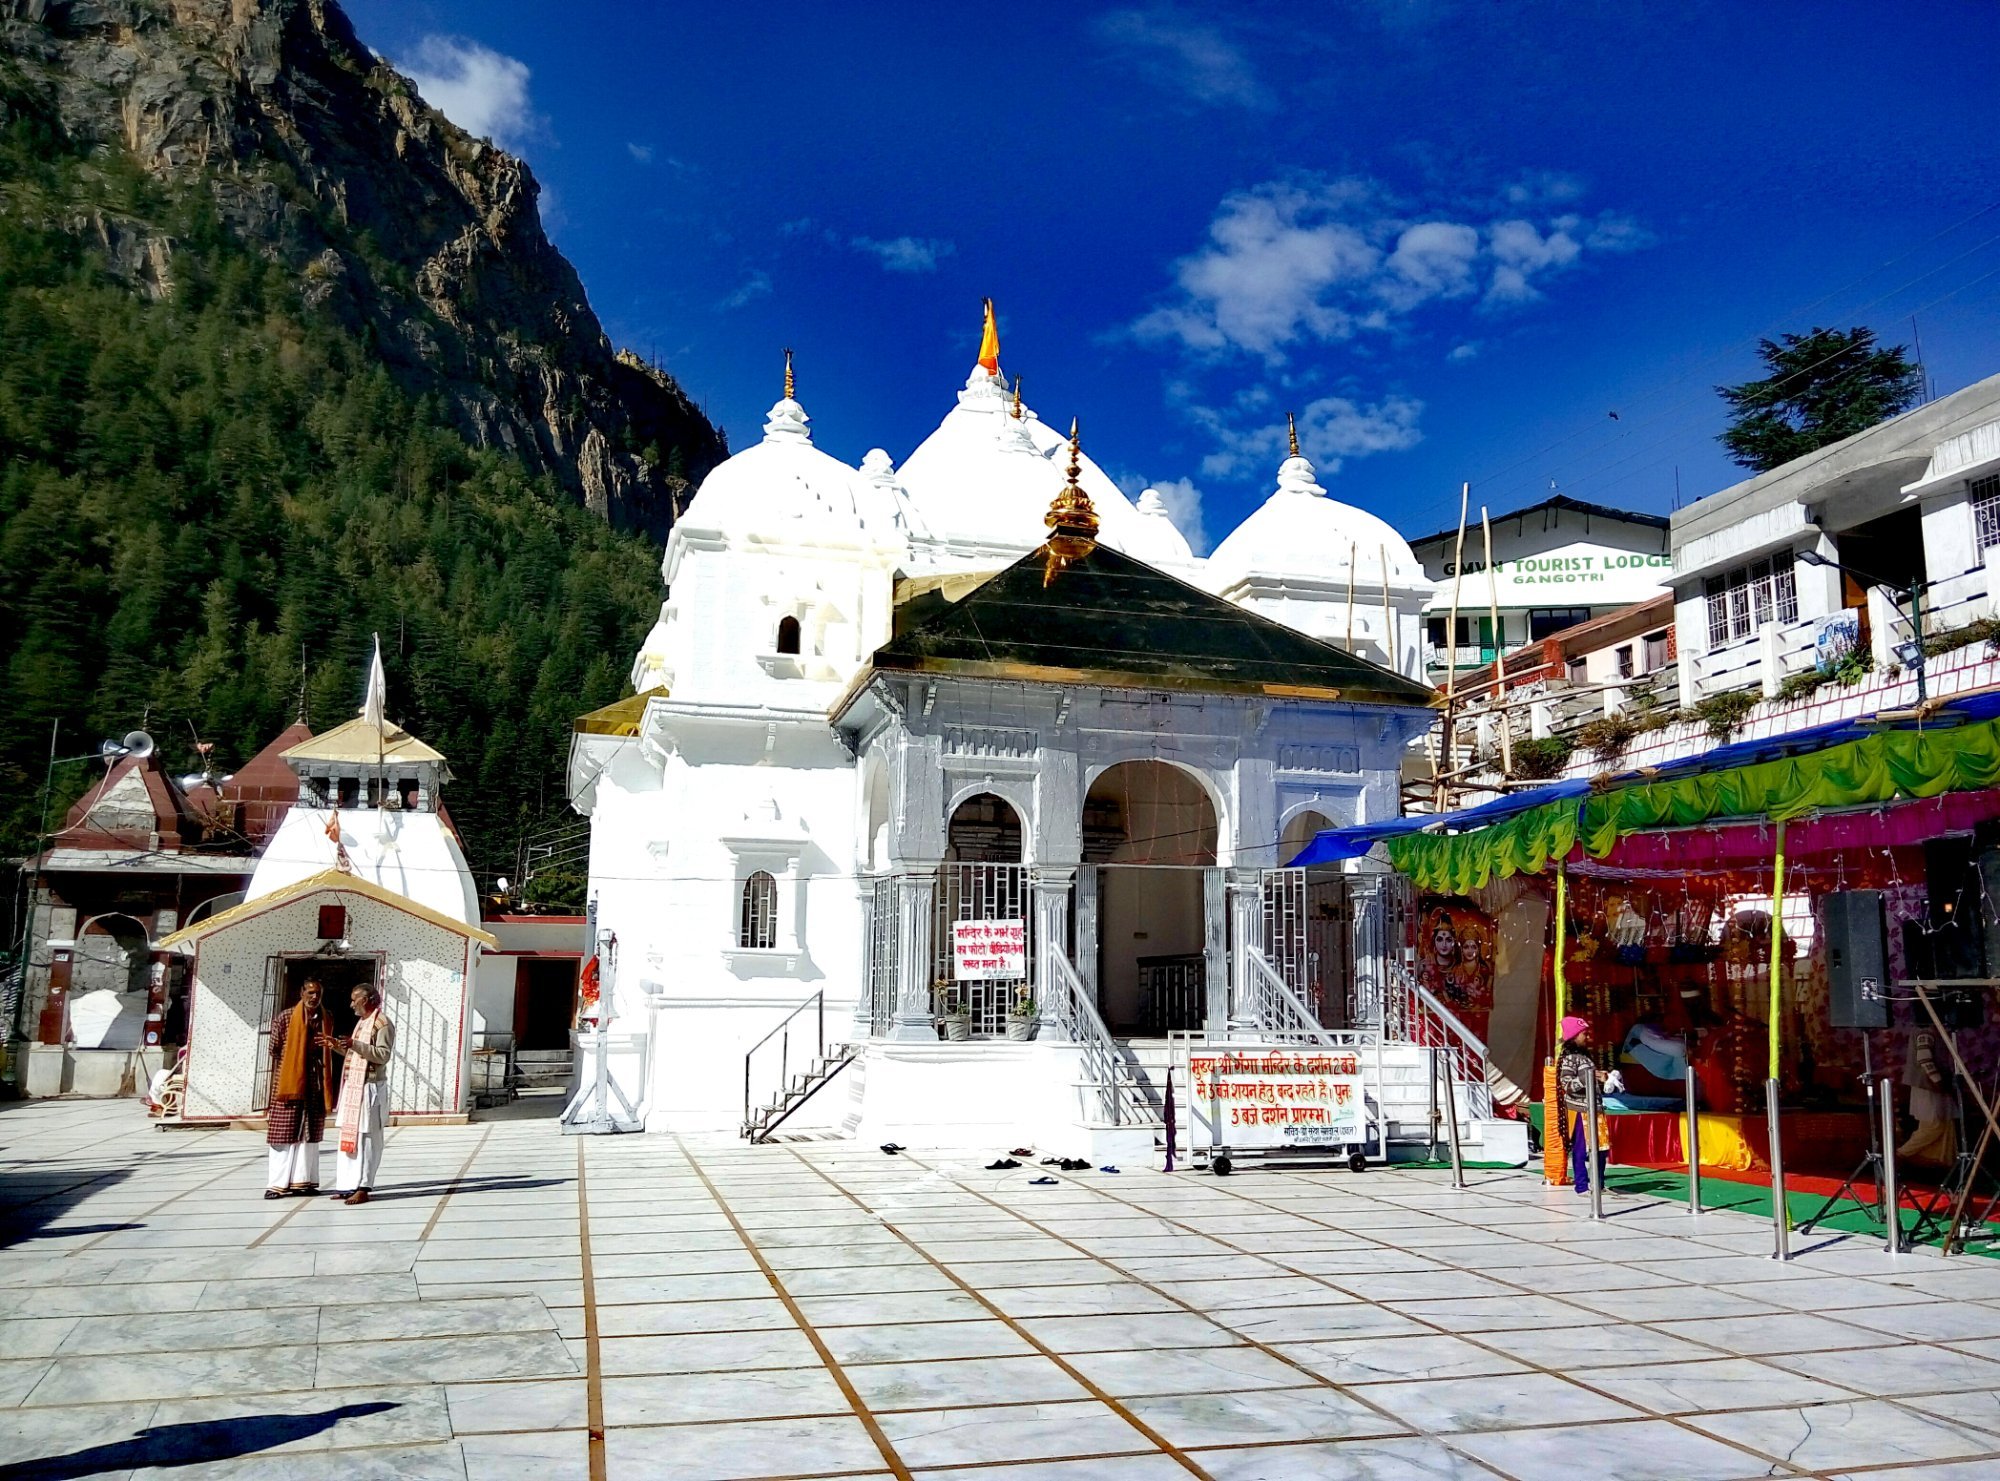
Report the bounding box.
[1436,485,1470,811]
[1345,540,1358,653]
[1554,862,1568,1029]
[1482,506,1512,777]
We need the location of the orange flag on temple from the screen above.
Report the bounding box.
[977,297,1000,374]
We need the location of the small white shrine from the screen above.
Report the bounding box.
[569,316,1499,1155]
[164,657,492,1124]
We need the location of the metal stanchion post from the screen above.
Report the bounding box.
[1766,1077,1790,1261]
[1684,1058,1702,1217]
[1880,1075,1902,1256]
[1440,1052,1465,1189]
[1584,1073,1605,1221]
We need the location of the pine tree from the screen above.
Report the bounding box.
[1717,327,1925,473]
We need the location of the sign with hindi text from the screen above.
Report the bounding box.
[951,919,1026,980]
[1189,1048,1366,1148]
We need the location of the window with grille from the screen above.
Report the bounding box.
[1703,559,1798,645]
[1616,645,1635,678]
[739,871,778,949]
[1644,630,1670,671]
[1974,473,2000,553]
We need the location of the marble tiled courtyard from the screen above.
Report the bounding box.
[6,1103,2000,1478]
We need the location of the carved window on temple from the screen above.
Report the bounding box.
[739,871,778,950]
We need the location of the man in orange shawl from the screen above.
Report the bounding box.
[264,979,334,1198]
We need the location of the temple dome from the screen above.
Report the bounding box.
[1123,488,1195,566]
[675,394,874,549]
[897,367,1147,557]
[1207,453,1425,590]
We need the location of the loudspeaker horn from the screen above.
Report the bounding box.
[121,731,155,760]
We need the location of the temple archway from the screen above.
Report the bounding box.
[1082,761,1218,1033]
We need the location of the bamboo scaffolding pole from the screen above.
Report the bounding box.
[1436,487,1470,810]
[1345,540,1358,653]
[1482,506,1512,776]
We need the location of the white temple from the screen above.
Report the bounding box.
[567,321,1486,1155]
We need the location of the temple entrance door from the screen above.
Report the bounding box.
[937,793,1030,1037]
[1082,761,1218,1036]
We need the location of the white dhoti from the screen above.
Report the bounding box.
[267,1140,321,1189]
[335,1082,386,1192]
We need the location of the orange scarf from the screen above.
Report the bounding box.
[272,1001,331,1108]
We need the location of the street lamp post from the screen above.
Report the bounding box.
[1796,549,1927,702]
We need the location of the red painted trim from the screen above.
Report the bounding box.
[482,914,587,925]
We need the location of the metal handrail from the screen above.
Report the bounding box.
[1047,949,1152,1126]
[1242,948,1337,1047]
[742,991,825,1128]
[1387,962,1493,1120]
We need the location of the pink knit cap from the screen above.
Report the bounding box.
[1559,1015,1589,1040]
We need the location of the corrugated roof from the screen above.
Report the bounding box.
[282,718,445,765]
[572,687,668,737]
[157,868,497,950]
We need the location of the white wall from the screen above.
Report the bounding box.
[181,891,474,1121]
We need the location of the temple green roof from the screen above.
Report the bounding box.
[861,540,1439,708]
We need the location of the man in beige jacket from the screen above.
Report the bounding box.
[321,984,395,1205]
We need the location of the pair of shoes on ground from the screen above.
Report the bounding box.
[1009,1147,1033,1157]
[985,1158,1022,1170]
[264,1183,319,1200]
[1043,1157,1090,1172]
[880,1143,905,1155]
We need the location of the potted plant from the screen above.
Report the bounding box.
[1005,988,1038,1041]
[934,982,972,1042]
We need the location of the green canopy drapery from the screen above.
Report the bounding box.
[1386,715,2000,891]
[1577,715,2000,855]
[1386,799,1578,894]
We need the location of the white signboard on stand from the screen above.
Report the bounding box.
[952,920,1026,980]
[1188,1047,1366,1148]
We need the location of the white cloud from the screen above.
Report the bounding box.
[1187,389,1424,480]
[1447,341,1480,363]
[401,37,537,152]
[627,142,654,164]
[849,235,955,273]
[719,269,772,310]
[1094,9,1270,109]
[1133,173,1650,358]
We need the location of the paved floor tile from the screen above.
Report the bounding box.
[1687,1398,2000,1470]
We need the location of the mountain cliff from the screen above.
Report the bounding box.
[0,0,717,880]
[2,0,724,535]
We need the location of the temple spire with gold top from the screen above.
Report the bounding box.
[1287,411,1300,458]
[1042,418,1100,586]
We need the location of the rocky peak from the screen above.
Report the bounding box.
[1,0,725,537]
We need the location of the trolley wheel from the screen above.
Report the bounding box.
[1348,1151,1367,1173]
[1212,1154,1233,1177]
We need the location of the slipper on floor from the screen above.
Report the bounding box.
[1028,1176,1058,1185]
[985,1158,1021,1170]
[879,1143,904,1155]
[1099,1165,1121,1174]
[1009,1147,1034,1157]
[1039,1157,1062,1165]
[1059,1158,1091,1171]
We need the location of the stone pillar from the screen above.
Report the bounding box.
[888,869,938,1041]
[1226,868,1264,1033]
[1202,868,1228,1035]
[851,881,878,1042]
[1032,868,1074,1035]
[1073,866,1100,1008]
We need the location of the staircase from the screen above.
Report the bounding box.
[742,1042,859,1143]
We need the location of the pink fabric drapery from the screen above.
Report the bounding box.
[1582,788,2000,875]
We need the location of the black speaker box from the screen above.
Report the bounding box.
[1920,837,1986,982]
[1824,889,1889,1030]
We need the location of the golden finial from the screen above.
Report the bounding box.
[1043,417,1100,586]
[1287,411,1300,459]
[1011,376,1023,419]
[783,347,795,401]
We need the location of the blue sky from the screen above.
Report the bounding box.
[344,1,2000,552]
